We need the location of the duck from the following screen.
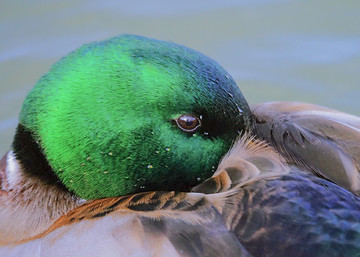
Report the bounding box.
[0,34,359,257]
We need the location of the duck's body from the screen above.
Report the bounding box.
[1,35,360,256]
[2,136,360,257]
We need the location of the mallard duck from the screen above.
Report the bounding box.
[1,34,359,257]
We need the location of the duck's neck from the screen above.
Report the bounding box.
[0,151,83,245]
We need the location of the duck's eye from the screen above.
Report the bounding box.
[175,115,201,133]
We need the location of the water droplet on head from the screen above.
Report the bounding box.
[235,103,243,114]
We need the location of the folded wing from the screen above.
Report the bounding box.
[252,102,360,195]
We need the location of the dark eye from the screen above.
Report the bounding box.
[175,115,201,133]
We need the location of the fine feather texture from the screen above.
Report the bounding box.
[216,134,288,180]
[2,35,360,257]
[2,135,360,256]
[0,152,81,245]
[14,34,252,199]
[252,101,360,195]
[192,133,289,194]
[223,170,360,257]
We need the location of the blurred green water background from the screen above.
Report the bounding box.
[1,0,360,155]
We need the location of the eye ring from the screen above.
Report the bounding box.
[175,114,201,133]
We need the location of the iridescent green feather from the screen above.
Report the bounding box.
[18,35,251,199]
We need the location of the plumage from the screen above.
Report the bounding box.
[0,35,360,256]
[13,34,251,199]
[253,101,360,195]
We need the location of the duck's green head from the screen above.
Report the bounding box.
[13,34,252,199]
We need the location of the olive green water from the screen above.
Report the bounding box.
[1,0,360,155]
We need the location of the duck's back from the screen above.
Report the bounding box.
[228,170,360,257]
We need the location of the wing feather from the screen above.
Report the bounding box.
[252,102,360,194]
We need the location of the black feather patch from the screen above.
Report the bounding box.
[12,124,68,191]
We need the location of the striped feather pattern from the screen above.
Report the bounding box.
[1,134,360,256]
